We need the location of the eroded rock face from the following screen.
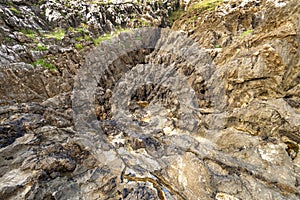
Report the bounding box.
[0,0,179,104]
[1,0,300,199]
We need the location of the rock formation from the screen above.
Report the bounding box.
[0,0,299,199]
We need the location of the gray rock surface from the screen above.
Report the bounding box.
[0,0,300,199]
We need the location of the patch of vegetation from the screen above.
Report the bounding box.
[241,29,253,37]
[84,34,91,41]
[215,44,221,48]
[33,59,57,71]
[188,0,223,13]
[93,28,130,46]
[131,18,152,28]
[68,27,75,32]
[77,28,85,34]
[169,8,185,24]
[20,29,36,39]
[70,26,91,42]
[44,28,65,40]
[33,0,44,6]
[74,43,83,50]
[91,0,114,5]
[75,36,83,42]
[36,44,48,51]
[4,36,13,43]
[9,6,20,14]
[186,15,199,25]
[91,1,105,5]
[115,27,130,34]
[93,34,112,46]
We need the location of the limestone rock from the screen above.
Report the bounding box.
[0,0,300,199]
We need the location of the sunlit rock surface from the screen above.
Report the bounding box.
[0,0,300,199]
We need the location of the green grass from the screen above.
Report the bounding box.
[75,34,90,42]
[93,28,130,46]
[4,36,13,43]
[84,34,91,41]
[169,9,185,24]
[115,28,130,34]
[75,36,83,42]
[76,27,85,34]
[91,1,106,5]
[20,29,36,39]
[131,18,152,27]
[74,43,83,50]
[188,0,223,13]
[36,44,48,51]
[33,59,57,71]
[9,6,20,14]
[44,28,65,40]
[93,34,112,45]
[241,29,253,37]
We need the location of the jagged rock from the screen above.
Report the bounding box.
[0,0,300,199]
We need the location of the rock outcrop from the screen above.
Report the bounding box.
[0,0,300,199]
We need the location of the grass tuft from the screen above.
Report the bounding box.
[169,9,185,24]
[20,29,36,39]
[93,34,112,46]
[9,6,20,14]
[93,28,130,46]
[33,59,57,71]
[74,43,83,50]
[188,0,223,13]
[241,29,253,37]
[44,28,65,40]
[36,44,48,51]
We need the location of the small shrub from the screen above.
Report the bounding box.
[33,59,57,71]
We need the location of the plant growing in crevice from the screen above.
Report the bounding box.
[241,29,253,37]
[188,0,223,13]
[9,6,20,14]
[93,28,130,46]
[33,59,57,71]
[35,44,48,51]
[169,8,185,24]
[74,43,83,50]
[20,29,36,39]
[4,36,13,44]
[44,28,65,40]
[131,18,152,28]
[93,34,112,46]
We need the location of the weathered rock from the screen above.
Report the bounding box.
[0,0,179,67]
[0,0,300,199]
